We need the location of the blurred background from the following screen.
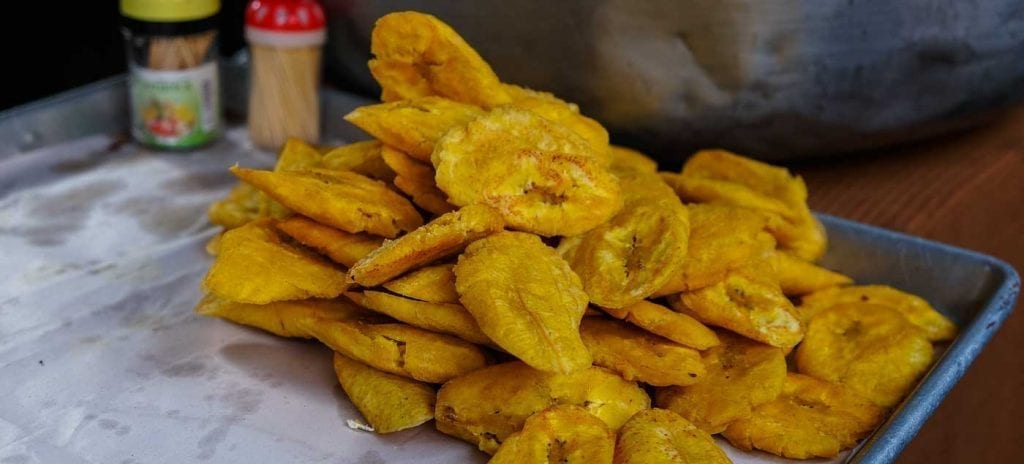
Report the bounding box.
[0,1,244,111]
[7,1,1024,163]
[1,1,1022,463]
[325,0,1024,163]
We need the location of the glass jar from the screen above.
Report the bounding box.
[120,0,222,149]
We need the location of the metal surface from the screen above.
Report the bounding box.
[0,74,1019,464]
[0,59,369,165]
[816,217,1020,463]
[324,0,1024,162]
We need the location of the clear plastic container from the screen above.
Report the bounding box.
[245,0,326,151]
[121,0,222,149]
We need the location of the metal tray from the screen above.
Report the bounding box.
[0,74,1018,464]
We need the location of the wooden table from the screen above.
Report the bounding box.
[792,107,1024,463]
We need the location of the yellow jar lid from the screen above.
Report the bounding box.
[121,0,220,22]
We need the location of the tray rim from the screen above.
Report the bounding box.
[817,214,1020,463]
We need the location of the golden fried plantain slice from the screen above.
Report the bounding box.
[608,145,658,175]
[503,84,610,157]
[348,204,503,286]
[202,220,349,304]
[208,182,263,229]
[321,140,395,182]
[274,216,383,268]
[580,318,705,387]
[394,174,456,215]
[502,84,580,112]
[194,293,372,338]
[380,145,455,215]
[302,319,488,384]
[489,405,615,464]
[275,137,323,172]
[653,204,772,296]
[333,353,435,434]
[662,171,789,217]
[668,150,827,261]
[768,214,828,264]
[797,285,956,341]
[562,173,688,307]
[433,107,621,236]
[556,234,584,263]
[600,300,719,350]
[205,233,221,255]
[344,96,485,162]
[614,408,731,464]
[379,145,431,179]
[255,138,329,220]
[367,59,432,103]
[368,11,510,107]
[678,150,804,219]
[670,268,803,349]
[379,144,436,183]
[256,191,291,221]
[655,332,787,434]
[773,250,852,296]
[347,290,490,345]
[381,264,460,304]
[796,303,934,407]
[722,373,885,459]
[455,232,592,373]
[436,361,650,454]
[231,167,422,238]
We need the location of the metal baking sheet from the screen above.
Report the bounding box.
[0,78,1018,464]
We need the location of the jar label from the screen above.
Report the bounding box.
[129,62,221,148]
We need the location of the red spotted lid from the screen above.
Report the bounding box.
[245,0,326,47]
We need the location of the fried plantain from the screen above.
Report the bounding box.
[274,216,383,268]
[303,320,488,384]
[381,264,460,304]
[796,302,934,407]
[580,317,705,387]
[600,300,719,350]
[614,408,731,464]
[488,405,615,464]
[333,353,435,433]
[797,285,956,341]
[433,107,621,236]
[348,204,503,286]
[561,172,689,308]
[454,232,591,373]
[344,96,484,162]
[232,167,423,238]
[655,332,787,434]
[436,361,650,454]
[722,373,885,459]
[202,220,348,303]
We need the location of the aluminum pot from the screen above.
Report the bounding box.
[323,0,1024,162]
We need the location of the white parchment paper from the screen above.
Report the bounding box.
[0,129,842,463]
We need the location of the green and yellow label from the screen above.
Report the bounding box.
[129,62,221,148]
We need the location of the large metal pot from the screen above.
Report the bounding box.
[323,1,1024,162]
